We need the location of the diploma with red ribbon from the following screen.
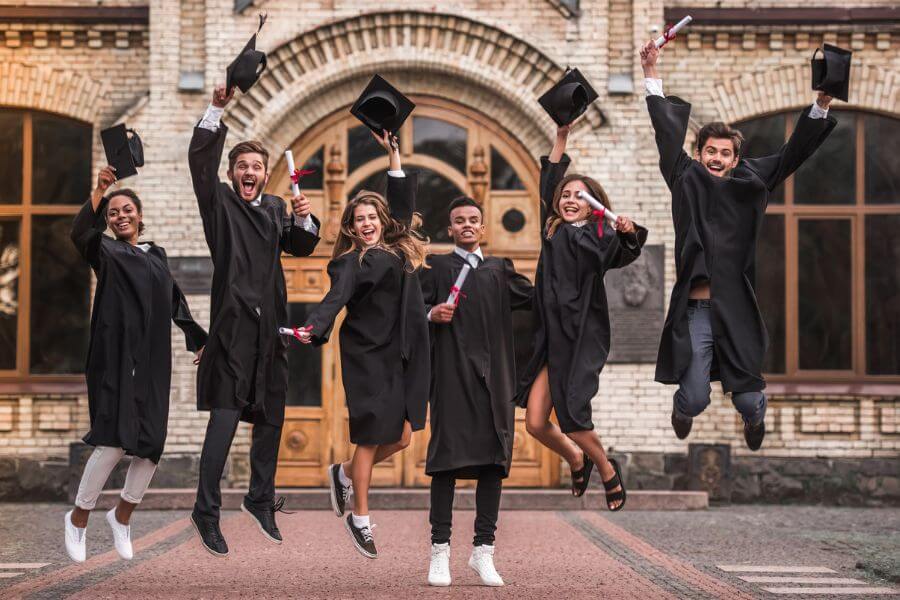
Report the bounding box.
[576,190,620,237]
[279,326,311,341]
[654,15,692,48]
[446,264,471,306]
[284,150,316,197]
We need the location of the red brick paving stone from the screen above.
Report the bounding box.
[580,512,755,600]
[0,516,191,599]
[67,511,679,600]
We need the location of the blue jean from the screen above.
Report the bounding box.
[673,302,766,426]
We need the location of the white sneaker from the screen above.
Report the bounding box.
[428,543,451,586]
[64,510,86,563]
[105,508,133,560]
[468,545,504,586]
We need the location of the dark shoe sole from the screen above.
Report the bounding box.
[327,464,345,517]
[190,514,228,558]
[240,502,282,545]
[671,411,692,440]
[343,518,377,559]
[745,422,766,451]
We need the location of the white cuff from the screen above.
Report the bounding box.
[387,169,405,178]
[299,214,318,235]
[808,102,829,120]
[426,307,433,322]
[644,78,664,98]
[198,104,224,132]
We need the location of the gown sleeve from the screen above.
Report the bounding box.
[742,106,837,192]
[539,154,571,228]
[304,253,360,345]
[419,255,439,315]
[279,200,321,257]
[188,123,229,236]
[70,197,109,271]
[171,279,209,352]
[386,171,419,225]
[503,258,534,311]
[645,95,694,190]
[596,222,649,271]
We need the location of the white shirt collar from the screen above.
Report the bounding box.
[570,220,588,228]
[454,246,483,262]
[251,193,262,207]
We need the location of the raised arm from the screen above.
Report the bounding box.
[188,85,233,222]
[602,219,649,271]
[640,40,693,189]
[539,125,572,228]
[301,253,359,346]
[742,93,837,192]
[371,129,418,225]
[280,196,321,257]
[70,166,116,270]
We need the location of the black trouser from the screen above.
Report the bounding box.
[193,408,282,521]
[430,466,503,547]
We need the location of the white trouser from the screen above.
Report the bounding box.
[75,446,157,510]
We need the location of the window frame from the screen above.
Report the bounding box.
[0,108,89,392]
[740,108,900,388]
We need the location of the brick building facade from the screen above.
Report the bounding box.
[0,1,897,504]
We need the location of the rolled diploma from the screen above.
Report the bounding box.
[654,15,692,48]
[285,150,300,197]
[279,327,297,337]
[576,190,619,223]
[446,264,471,305]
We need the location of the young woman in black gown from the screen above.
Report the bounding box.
[294,131,429,558]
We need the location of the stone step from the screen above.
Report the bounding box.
[99,488,708,511]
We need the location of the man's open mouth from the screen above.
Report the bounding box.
[241,177,256,195]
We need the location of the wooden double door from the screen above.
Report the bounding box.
[271,98,558,488]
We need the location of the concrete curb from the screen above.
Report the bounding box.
[99,488,708,511]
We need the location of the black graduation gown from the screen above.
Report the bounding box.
[514,155,648,433]
[189,124,320,426]
[303,174,430,445]
[71,198,208,463]
[648,95,837,393]
[420,252,534,477]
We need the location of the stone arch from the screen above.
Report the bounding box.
[0,62,107,123]
[710,63,900,124]
[227,10,606,157]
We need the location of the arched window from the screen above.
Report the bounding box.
[738,109,900,381]
[0,109,92,382]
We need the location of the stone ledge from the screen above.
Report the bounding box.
[95,488,709,511]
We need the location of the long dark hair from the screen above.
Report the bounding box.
[545,173,611,238]
[106,188,145,237]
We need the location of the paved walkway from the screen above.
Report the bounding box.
[1,505,897,599]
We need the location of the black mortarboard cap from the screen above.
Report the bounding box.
[350,75,416,135]
[538,68,599,127]
[100,124,144,180]
[226,14,268,94]
[811,43,851,102]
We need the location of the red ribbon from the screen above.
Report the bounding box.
[592,207,606,237]
[290,325,312,341]
[449,286,467,307]
[660,23,677,46]
[290,168,316,184]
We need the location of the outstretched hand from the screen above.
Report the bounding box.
[640,40,660,77]
[816,91,833,110]
[95,165,117,194]
[212,83,235,108]
[371,129,402,171]
[291,193,311,218]
[615,216,636,234]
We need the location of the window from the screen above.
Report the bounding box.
[739,109,900,380]
[0,109,92,382]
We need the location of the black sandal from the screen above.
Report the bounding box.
[602,458,626,511]
[570,453,594,497]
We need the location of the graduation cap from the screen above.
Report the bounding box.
[100,124,144,180]
[538,68,598,127]
[811,43,851,102]
[349,75,416,135]
[226,13,268,94]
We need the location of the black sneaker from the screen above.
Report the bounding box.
[671,410,693,440]
[240,498,287,544]
[191,511,228,557]
[328,463,351,517]
[744,420,766,451]
[344,515,377,559]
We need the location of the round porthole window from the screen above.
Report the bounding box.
[501,208,526,233]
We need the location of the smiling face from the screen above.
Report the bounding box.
[557,179,593,223]
[228,152,269,201]
[352,202,383,247]
[106,194,142,243]
[697,137,740,178]
[448,205,484,250]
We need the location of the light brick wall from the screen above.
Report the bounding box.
[1,0,897,476]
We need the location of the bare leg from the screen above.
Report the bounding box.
[71,507,90,528]
[347,444,377,516]
[524,366,582,469]
[114,499,138,525]
[372,420,412,465]
[567,430,623,510]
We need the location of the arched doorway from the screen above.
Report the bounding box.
[269,96,557,488]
